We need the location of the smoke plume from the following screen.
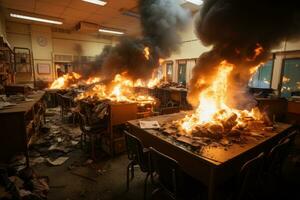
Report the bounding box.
[84,45,112,77]
[188,0,300,108]
[140,0,190,58]
[99,0,190,80]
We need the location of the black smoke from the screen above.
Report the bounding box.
[84,45,112,77]
[188,0,300,108]
[98,0,190,81]
[140,0,190,58]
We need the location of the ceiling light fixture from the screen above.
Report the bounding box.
[99,28,124,35]
[10,13,62,25]
[185,0,204,5]
[82,0,107,6]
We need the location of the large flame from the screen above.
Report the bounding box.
[49,73,103,89]
[179,61,264,134]
[76,73,157,106]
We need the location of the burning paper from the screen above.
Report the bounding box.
[139,120,160,129]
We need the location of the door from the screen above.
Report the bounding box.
[166,62,173,82]
[178,60,187,85]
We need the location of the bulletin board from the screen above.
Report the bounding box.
[37,63,51,74]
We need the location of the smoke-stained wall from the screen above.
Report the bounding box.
[0,11,7,40]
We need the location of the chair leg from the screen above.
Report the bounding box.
[81,132,87,150]
[144,172,150,200]
[126,161,134,191]
[91,135,96,160]
[80,132,83,149]
[131,163,135,180]
[151,188,161,200]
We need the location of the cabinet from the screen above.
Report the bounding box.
[0,37,15,86]
[14,47,34,85]
[102,103,138,155]
[0,92,46,166]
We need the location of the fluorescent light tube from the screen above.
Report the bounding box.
[99,29,124,35]
[186,0,204,5]
[82,0,107,6]
[10,13,62,25]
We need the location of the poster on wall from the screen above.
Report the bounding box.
[37,63,51,74]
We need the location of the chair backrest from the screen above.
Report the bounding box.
[149,147,183,199]
[267,138,291,176]
[56,93,64,106]
[124,131,148,172]
[279,130,298,146]
[234,152,265,200]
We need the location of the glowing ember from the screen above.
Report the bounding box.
[49,72,81,89]
[247,43,264,61]
[177,61,267,135]
[143,47,150,60]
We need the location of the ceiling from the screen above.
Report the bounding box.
[0,0,142,35]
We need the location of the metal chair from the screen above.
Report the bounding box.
[124,131,150,200]
[78,112,108,160]
[279,130,298,146]
[149,147,202,200]
[230,152,265,200]
[57,93,74,121]
[258,137,294,199]
[267,138,291,178]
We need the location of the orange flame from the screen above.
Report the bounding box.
[75,73,157,106]
[247,43,264,61]
[144,47,150,60]
[50,72,82,89]
[178,61,264,134]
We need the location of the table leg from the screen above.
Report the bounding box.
[25,150,30,168]
[208,168,216,200]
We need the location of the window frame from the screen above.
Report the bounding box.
[248,57,275,89]
[177,59,187,85]
[165,61,174,82]
[280,57,300,98]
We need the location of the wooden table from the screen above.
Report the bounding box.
[79,100,138,156]
[286,101,300,125]
[0,91,46,166]
[127,112,294,200]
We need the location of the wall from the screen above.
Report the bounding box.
[52,32,111,56]
[163,15,210,83]
[0,12,7,40]
[6,21,113,83]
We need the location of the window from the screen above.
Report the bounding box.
[178,60,187,85]
[249,60,273,88]
[166,62,173,82]
[281,58,300,98]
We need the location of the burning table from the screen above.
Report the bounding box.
[127,112,295,200]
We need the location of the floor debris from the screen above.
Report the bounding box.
[46,157,69,166]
